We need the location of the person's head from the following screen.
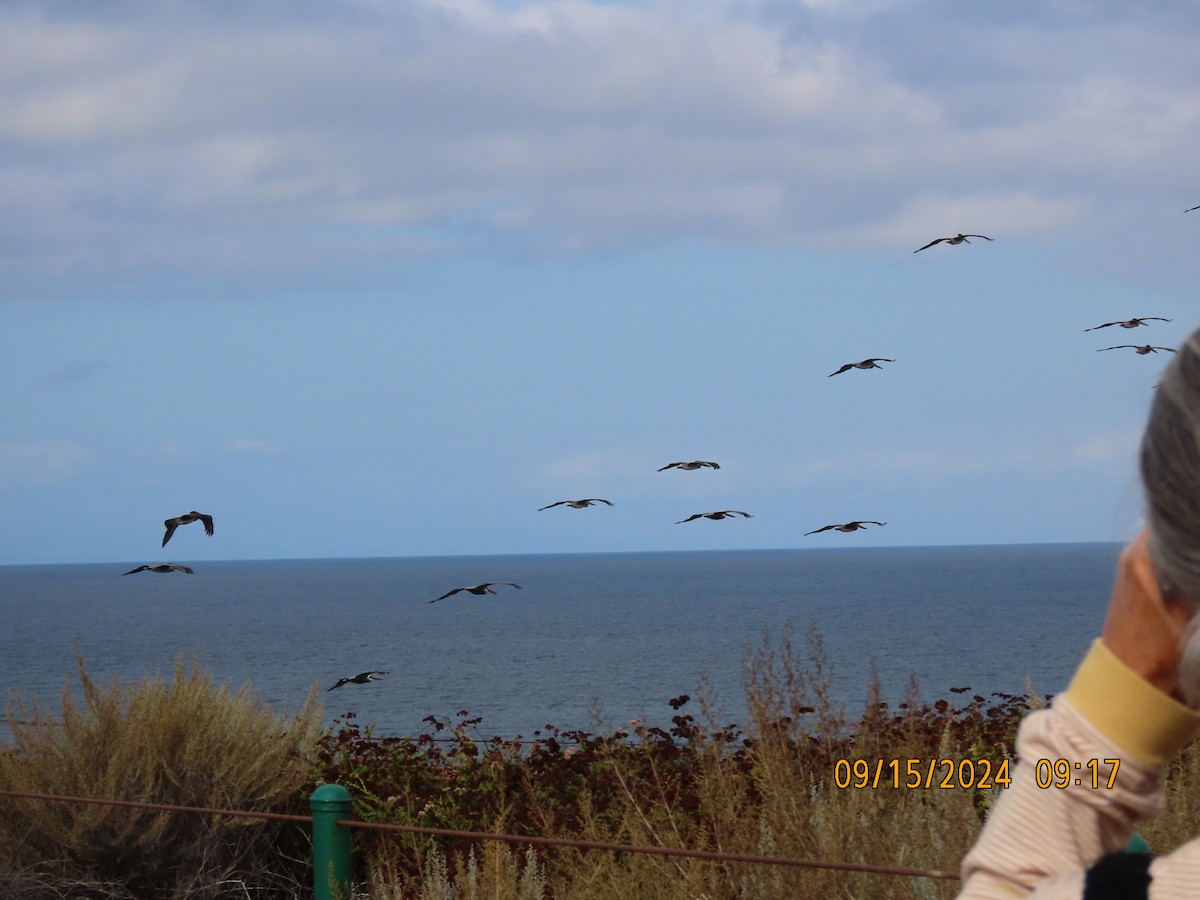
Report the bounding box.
[1140,325,1200,704]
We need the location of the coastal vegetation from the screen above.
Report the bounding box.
[0,653,322,898]
[3,631,1195,899]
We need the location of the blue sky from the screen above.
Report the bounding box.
[2,0,1197,564]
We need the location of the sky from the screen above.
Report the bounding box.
[2,0,1198,565]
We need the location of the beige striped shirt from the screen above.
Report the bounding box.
[959,640,1200,898]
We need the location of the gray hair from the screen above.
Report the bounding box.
[1140,326,1200,705]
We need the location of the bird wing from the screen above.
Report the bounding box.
[963,235,994,241]
[1097,346,1136,351]
[1186,205,1200,212]
[431,588,463,603]
[583,499,613,505]
[162,520,179,547]
[1085,322,1118,331]
[729,511,753,518]
[913,238,944,253]
[657,463,680,471]
[326,679,349,692]
[858,521,886,527]
[538,501,565,511]
[176,565,195,574]
[828,364,853,377]
[705,461,720,469]
[1156,347,1178,353]
[676,514,703,524]
[805,525,835,535]
[122,565,149,575]
[868,358,895,363]
[199,514,214,536]
[1145,318,1172,323]
[488,582,521,589]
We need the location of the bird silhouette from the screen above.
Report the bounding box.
[828,358,894,377]
[162,511,214,547]
[326,671,389,691]
[1085,317,1171,332]
[1097,345,1177,355]
[1186,204,1200,212]
[913,234,993,253]
[538,499,613,511]
[658,460,720,471]
[431,582,522,603]
[122,563,194,575]
[804,521,886,536]
[675,510,752,524]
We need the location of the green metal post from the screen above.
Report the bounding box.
[311,783,352,900]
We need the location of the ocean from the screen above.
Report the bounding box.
[0,543,1120,741]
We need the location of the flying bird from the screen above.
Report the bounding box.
[1097,345,1177,355]
[538,499,614,511]
[431,582,522,603]
[913,234,994,253]
[1085,317,1172,332]
[1186,204,1200,212]
[658,461,720,471]
[828,358,894,377]
[326,671,389,691]
[122,563,194,575]
[162,511,214,547]
[804,521,886,536]
[675,510,753,524]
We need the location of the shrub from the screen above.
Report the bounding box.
[0,652,323,899]
[320,627,1030,899]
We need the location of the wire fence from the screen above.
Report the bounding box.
[0,785,962,898]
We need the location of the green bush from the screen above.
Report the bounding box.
[10,629,1189,899]
[316,628,1037,899]
[0,652,322,899]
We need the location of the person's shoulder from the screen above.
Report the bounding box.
[1148,839,1200,897]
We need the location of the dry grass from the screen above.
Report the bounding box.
[1140,732,1200,856]
[355,627,1001,899]
[519,631,980,900]
[0,652,323,899]
[8,630,1200,899]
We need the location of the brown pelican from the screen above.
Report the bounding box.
[1097,345,1177,355]
[327,671,389,691]
[805,521,886,536]
[122,563,194,575]
[1186,204,1199,212]
[431,582,522,603]
[913,234,993,253]
[1085,317,1172,331]
[538,499,614,511]
[162,511,214,547]
[658,460,720,471]
[675,510,752,524]
[828,358,894,377]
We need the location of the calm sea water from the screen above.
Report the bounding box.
[0,543,1119,740]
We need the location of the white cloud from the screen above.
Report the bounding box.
[830,190,1088,255]
[0,440,93,487]
[536,449,644,480]
[1068,432,1138,465]
[40,360,108,385]
[776,432,1138,485]
[1,1,1199,283]
[153,440,188,458]
[229,439,283,455]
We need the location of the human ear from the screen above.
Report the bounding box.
[1102,533,1195,698]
